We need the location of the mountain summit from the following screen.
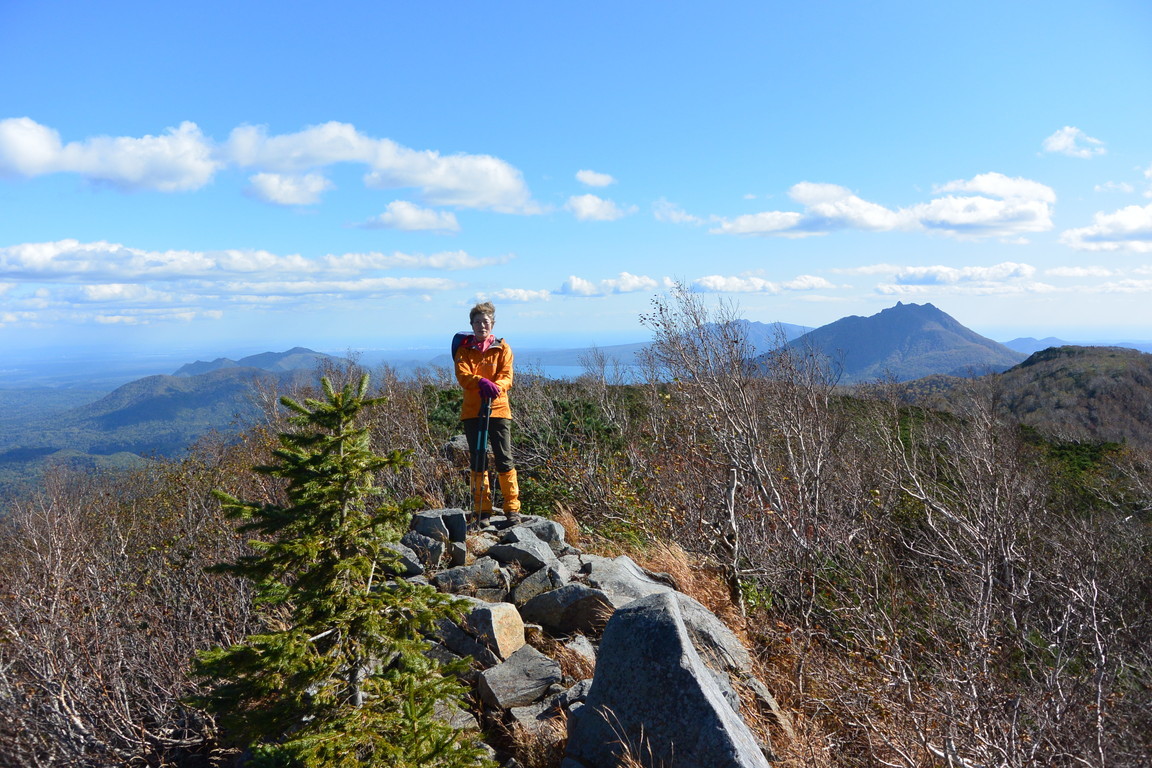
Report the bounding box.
[780,302,1026,383]
[173,347,344,376]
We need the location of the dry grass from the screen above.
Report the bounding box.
[501,710,568,768]
[551,503,582,547]
[527,632,596,681]
[614,539,749,642]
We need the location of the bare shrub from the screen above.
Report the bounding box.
[0,435,260,767]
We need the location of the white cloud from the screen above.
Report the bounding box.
[710,210,808,236]
[0,118,537,211]
[905,173,1056,239]
[653,198,704,225]
[710,173,1055,240]
[783,274,835,290]
[0,117,220,191]
[602,272,658,293]
[1045,266,1114,278]
[558,275,599,296]
[219,276,460,296]
[247,172,334,205]
[362,200,460,232]
[75,283,168,303]
[1042,126,1106,158]
[1091,279,1152,294]
[693,275,779,293]
[0,240,310,280]
[321,249,501,271]
[556,272,656,296]
[831,263,902,275]
[566,194,636,221]
[228,122,536,211]
[226,122,375,170]
[0,240,497,285]
[933,172,1056,203]
[576,169,615,187]
[364,145,535,212]
[1095,181,1135,194]
[1060,203,1152,252]
[789,183,902,231]
[692,273,835,293]
[906,195,1053,238]
[484,288,552,303]
[894,262,1036,285]
[877,281,1057,296]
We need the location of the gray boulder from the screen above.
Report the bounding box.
[674,591,753,675]
[507,699,565,740]
[431,556,507,597]
[582,555,676,609]
[434,700,480,731]
[442,434,471,464]
[477,644,563,709]
[449,540,468,567]
[459,597,526,660]
[520,583,615,636]
[563,634,598,671]
[382,541,423,577]
[557,678,593,711]
[487,528,559,572]
[564,591,771,768]
[510,564,570,607]
[430,618,500,669]
[401,530,445,569]
[511,516,569,553]
[411,510,449,542]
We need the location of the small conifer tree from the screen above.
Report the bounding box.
[192,374,490,767]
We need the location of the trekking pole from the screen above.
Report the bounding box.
[471,398,492,526]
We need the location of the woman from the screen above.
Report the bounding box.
[453,301,519,521]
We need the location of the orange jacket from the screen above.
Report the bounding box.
[454,337,514,419]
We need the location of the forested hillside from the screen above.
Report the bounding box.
[1,291,1149,767]
[907,344,1152,449]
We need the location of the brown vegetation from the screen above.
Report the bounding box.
[1,293,1150,766]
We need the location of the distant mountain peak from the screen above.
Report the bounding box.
[777,302,1025,384]
[173,347,343,376]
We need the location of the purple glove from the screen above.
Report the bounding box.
[478,378,500,400]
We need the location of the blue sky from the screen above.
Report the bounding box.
[2,0,1151,361]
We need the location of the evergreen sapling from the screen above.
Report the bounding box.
[191,374,491,767]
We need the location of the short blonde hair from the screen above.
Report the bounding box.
[469,301,495,323]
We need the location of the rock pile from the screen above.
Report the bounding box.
[400,508,788,768]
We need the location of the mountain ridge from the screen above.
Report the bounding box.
[776,302,1026,383]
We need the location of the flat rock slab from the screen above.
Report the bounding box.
[477,644,562,709]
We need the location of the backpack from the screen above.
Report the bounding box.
[451,333,503,361]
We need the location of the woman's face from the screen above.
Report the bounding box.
[470,313,494,338]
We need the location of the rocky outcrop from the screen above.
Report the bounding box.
[565,592,770,768]
[408,509,782,767]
